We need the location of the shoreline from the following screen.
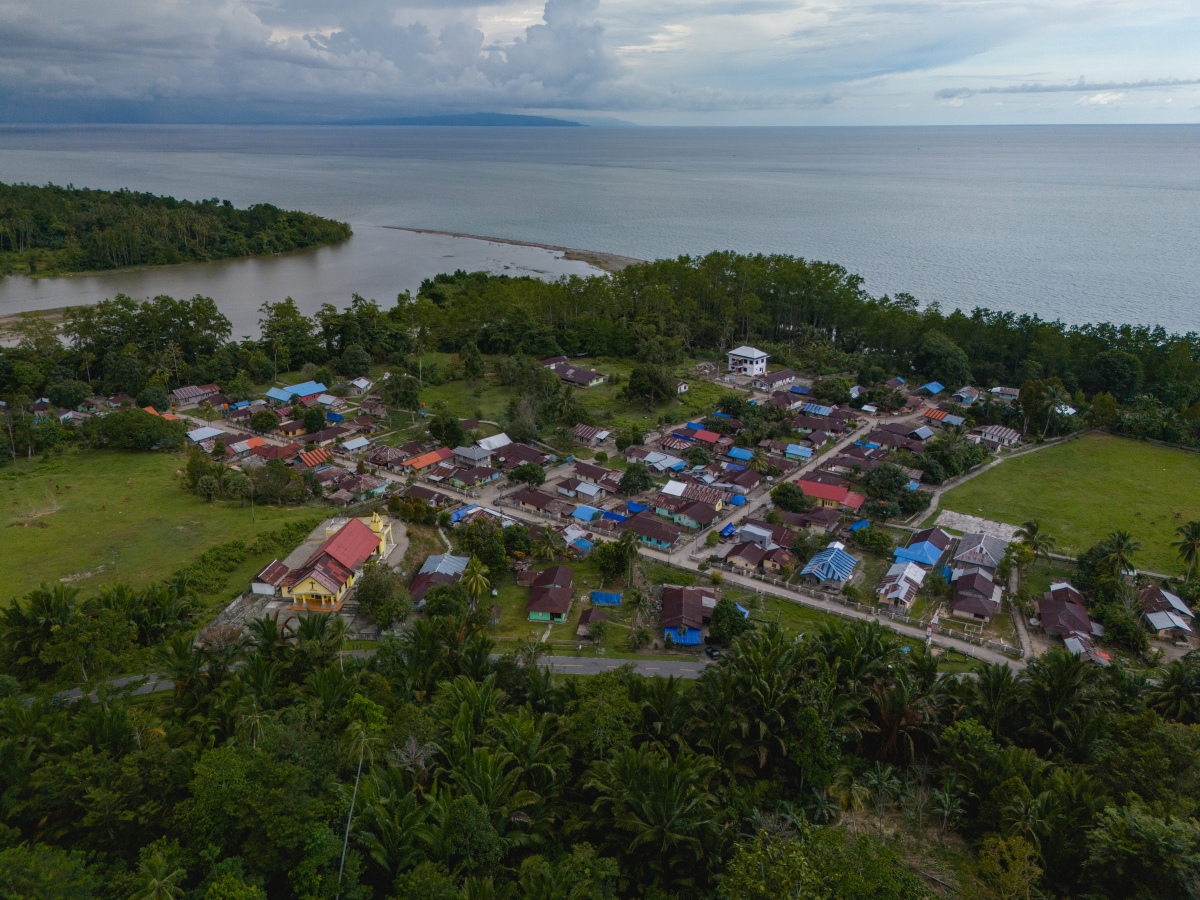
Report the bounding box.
[385,226,645,274]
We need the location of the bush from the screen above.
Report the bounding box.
[771,481,813,513]
[709,597,753,646]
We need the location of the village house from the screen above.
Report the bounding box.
[951,569,1002,622]
[266,380,326,406]
[572,423,612,446]
[492,441,551,470]
[799,480,865,512]
[1140,584,1194,638]
[675,379,689,394]
[555,365,606,388]
[170,383,221,407]
[346,377,373,396]
[953,533,1008,578]
[527,566,574,622]
[660,585,716,646]
[512,489,558,515]
[401,446,455,473]
[751,368,798,392]
[410,553,470,606]
[619,511,682,549]
[800,541,859,587]
[877,561,925,608]
[453,445,492,467]
[727,345,768,376]
[577,608,609,640]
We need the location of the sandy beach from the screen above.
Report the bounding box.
[387,227,645,274]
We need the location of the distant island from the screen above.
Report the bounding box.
[344,112,586,127]
[0,182,352,277]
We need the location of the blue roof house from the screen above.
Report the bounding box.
[800,542,859,586]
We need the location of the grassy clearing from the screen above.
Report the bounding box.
[940,433,1200,575]
[1,449,320,605]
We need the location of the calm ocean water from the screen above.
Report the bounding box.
[1,125,1198,334]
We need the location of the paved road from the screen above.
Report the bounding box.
[541,656,707,678]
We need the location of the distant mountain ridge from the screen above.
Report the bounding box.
[344,112,585,127]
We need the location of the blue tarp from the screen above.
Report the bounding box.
[730,495,746,506]
[908,481,921,490]
[671,432,695,442]
[591,591,622,605]
[450,505,478,523]
[721,523,737,537]
[572,504,601,522]
[326,412,344,422]
[735,603,750,618]
[602,511,628,523]
[726,447,754,461]
[627,501,650,514]
[230,400,250,410]
[789,385,811,395]
[687,422,705,430]
[711,412,732,418]
[725,463,747,471]
[919,381,945,394]
[848,519,870,532]
[665,627,703,646]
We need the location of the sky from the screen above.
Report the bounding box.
[1,0,1198,125]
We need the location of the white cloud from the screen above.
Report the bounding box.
[0,0,1197,122]
[1077,90,1125,105]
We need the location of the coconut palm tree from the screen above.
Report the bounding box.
[1040,385,1072,438]
[461,558,491,608]
[536,527,564,562]
[970,662,1024,739]
[931,778,964,843]
[1099,530,1141,576]
[1016,520,1057,564]
[135,850,186,900]
[1173,521,1200,585]
[830,768,869,835]
[1148,659,1200,723]
[863,762,900,838]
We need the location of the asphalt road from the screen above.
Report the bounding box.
[540,656,707,678]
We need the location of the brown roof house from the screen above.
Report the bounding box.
[951,570,1002,622]
[527,566,574,623]
[660,585,715,647]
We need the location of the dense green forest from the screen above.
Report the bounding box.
[0,182,351,275]
[3,607,1200,899]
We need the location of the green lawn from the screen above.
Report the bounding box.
[1,450,320,604]
[940,433,1200,575]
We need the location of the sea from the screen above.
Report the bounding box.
[0,124,1197,337]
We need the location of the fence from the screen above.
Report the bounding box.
[655,557,1024,660]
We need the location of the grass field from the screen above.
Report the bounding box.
[940,433,1200,575]
[1,450,320,604]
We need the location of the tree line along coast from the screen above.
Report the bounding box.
[4,231,1200,897]
[0,182,351,276]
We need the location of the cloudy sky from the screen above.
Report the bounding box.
[2,0,1198,124]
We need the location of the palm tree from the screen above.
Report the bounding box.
[461,558,491,608]
[135,850,185,900]
[863,761,900,838]
[554,384,581,424]
[1148,659,1200,723]
[617,529,640,584]
[830,768,869,835]
[970,662,1024,739]
[1099,530,1141,576]
[338,719,384,891]
[747,448,770,474]
[1016,520,1057,563]
[536,527,564,562]
[1173,521,1200,584]
[1041,385,1072,438]
[931,779,964,842]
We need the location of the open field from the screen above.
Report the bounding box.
[1,450,319,604]
[940,433,1200,575]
